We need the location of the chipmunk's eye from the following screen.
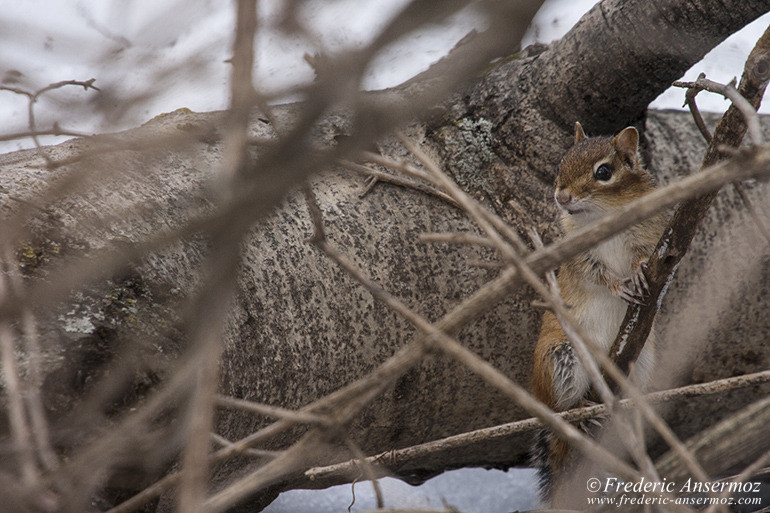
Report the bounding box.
[594,164,613,182]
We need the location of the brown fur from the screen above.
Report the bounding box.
[556,133,655,215]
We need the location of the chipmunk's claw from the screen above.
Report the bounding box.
[619,261,650,305]
[618,286,645,305]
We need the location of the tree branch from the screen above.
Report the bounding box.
[304,370,770,487]
[610,26,770,376]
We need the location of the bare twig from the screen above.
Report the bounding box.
[419,232,495,248]
[613,26,770,377]
[531,299,553,310]
[344,437,384,509]
[682,76,714,144]
[339,159,461,207]
[0,325,36,486]
[0,78,99,166]
[682,76,770,246]
[306,369,770,485]
[364,149,529,254]
[0,262,37,486]
[7,259,58,473]
[210,433,279,459]
[674,76,763,147]
[0,127,90,143]
[215,395,330,426]
[176,4,259,512]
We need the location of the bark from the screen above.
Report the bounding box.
[0,0,768,510]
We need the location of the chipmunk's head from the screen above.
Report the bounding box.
[554,122,655,226]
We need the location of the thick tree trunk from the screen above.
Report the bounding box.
[1,0,769,510]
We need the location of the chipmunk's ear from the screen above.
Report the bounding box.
[574,122,586,143]
[612,126,639,163]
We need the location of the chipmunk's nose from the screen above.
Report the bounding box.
[555,190,573,206]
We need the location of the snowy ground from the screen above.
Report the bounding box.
[263,468,541,513]
[1,1,769,511]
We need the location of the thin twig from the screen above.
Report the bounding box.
[683,75,714,144]
[530,300,553,310]
[215,395,330,425]
[682,74,770,246]
[210,433,279,459]
[344,436,385,509]
[418,232,495,248]
[306,369,770,484]
[339,159,461,208]
[674,75,763,146]
[0,127,91,143]
[364,149,529,254]
[6,255,59,473]
[507,197,535,225]
[175,2,258,512]
[0,78,99,167]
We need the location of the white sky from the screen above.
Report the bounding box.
[1,1,769,154]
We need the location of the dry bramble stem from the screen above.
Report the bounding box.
[680,74,770,245]
[338,159,461,207]
[673,75,764,147]
[0,78,99,166]
[611,24,770,379]
[176,2,259,512]
[215,395,330,425]
[304,369,770,486]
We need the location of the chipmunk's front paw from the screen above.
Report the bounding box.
[619,261,649,305]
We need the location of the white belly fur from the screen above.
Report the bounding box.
[591,233,633,277]
[576,282,628,353]
[561,235,657,404]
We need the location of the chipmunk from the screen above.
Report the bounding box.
[530,122,666,502]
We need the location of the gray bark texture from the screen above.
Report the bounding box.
[0,0,769,510]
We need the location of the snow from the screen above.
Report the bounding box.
[1,0,769,510]
[263,467,542,513]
